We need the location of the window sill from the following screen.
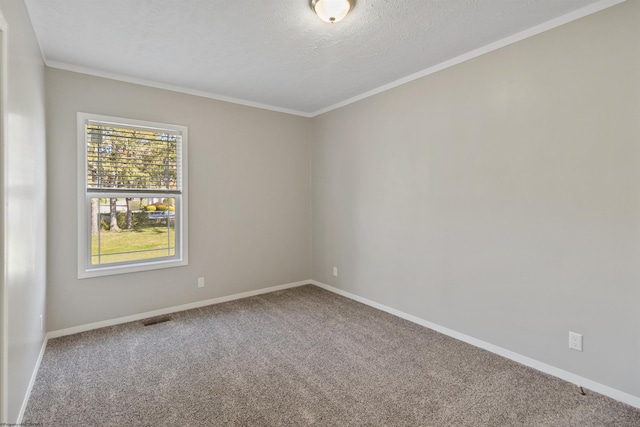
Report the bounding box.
[78,257,188,279]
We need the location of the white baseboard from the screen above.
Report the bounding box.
[16,280,311,425]
[16,335,48,425]
[18,280,306,423]
[19,280,310,424]
[24,279,640,416]
[310,280,640,409]
[47,280,310,339]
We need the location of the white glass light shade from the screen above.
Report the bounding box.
[312,0,352,23]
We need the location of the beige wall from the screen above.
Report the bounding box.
[46,69,311,331]
[311,0,640,398]
[0,0,47,423]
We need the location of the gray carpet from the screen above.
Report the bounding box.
[24,285,640,426]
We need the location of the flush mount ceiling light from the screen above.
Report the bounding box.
[311,0,353,24]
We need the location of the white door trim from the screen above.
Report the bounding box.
[0,7,9,424]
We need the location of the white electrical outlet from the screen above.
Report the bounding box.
[197,277,205,288]
[332,267,338,277]
[569,331,583,352]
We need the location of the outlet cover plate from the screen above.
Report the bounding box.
[569,331,583,352]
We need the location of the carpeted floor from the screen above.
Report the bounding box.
[24,285,640,426]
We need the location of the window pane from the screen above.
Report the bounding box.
[87,123,180,191]
[90,197,176,266]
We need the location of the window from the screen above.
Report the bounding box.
[78,113,188,278]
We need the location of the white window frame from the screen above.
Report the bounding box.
[77,112,188,278]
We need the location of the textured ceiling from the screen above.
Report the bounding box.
[24,0,622,116]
